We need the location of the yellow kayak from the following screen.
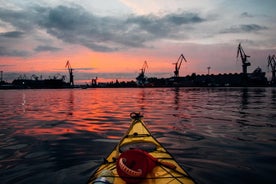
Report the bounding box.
[88,112,196,184]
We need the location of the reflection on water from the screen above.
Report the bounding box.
[0,88,275,184]
[173,87,180,110]
[241,88,249,108]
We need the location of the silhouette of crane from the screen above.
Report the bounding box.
[236,43,251,78]
[173,54,187,77]
[267,54,276,84]
[136,61,148,86]
[207,66,211,75]
[65,60,74,86]
[0,71,3,82]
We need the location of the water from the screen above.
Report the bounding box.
[0,87,275,184]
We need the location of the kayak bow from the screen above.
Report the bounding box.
[88,112,196,184]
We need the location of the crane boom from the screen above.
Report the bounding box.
[173,54,187,77]
[65,60,71,69]
[268,54,276,84]
[267,55,276,69]
[65,60,74,86]
[136,61,148,86]
[236,43,251,77]
[141,60,148,74]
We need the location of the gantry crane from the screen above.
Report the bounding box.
[136,61,148,86]
[267,54,276,84]
[173,54,187,77]
[237,43,251,78]
[65,60,74,86]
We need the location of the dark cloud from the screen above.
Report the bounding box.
[38,5,156,51]
[0,4,206,54]
[240,24,268,32]
[34,45,62,52]
[0,7,37,31]
[165,12,205,24]
[0,31,24,38]
[126,12,205,40]
[240,12,254,18]
[0,46,30,57]
[220,24,268,33]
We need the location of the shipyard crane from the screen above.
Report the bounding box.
[136,61,148,86]
[207,66,211,75]
[236,43,251,78]
[267,54,276,84]
[0,71,3,82]
[173,54,187,77]
[65,60,74,86]
[141,60,148,76]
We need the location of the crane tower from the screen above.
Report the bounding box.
[236,43,251,78]
[65,60,74,86]
[173,54,187,77]
[136,61,148,86]
[268,54,276,84]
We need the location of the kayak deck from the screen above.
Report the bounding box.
[88,113,195,184]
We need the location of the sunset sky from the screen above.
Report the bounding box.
[0,0,276,84]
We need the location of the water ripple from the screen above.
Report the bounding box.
[0,88,275,184]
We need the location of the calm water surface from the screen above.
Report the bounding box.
[0,88,275,184]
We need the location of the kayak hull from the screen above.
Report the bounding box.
[88,113,195,184]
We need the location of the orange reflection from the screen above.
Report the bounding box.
[12,88,199,140]
[16,89,132,138]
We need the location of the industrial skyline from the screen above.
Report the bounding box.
[0,0,275,84]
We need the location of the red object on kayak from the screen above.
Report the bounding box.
[116,149,156,183]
